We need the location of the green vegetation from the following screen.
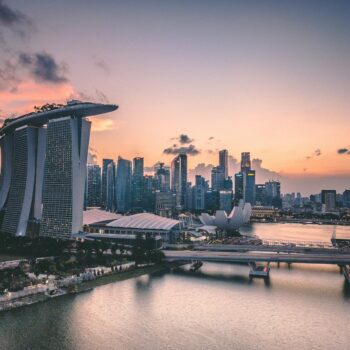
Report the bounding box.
[0,266,31,293]
[0,232,70,257]
[0,232,165,294]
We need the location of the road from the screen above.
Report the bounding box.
[164,250,350,265]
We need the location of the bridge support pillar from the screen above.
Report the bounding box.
[341,265,350,284]
[249,262,270,279]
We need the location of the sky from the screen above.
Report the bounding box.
[0,0,349,194]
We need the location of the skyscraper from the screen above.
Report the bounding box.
[265,180,282,208]
[193,175,208,211]
[85,164,102,208]
[255,184,267,205]
[219,190,233,213]
[343,190,350,209]
[219,149,228,179]
[0,103,118,239]
[211,166,225,190]
[39,117,91,239]
[171,154,187,210]
[243,170,256,205]
[101,159,113,208]
[116,157,132,213]
[234,172,244,205]
[154,162,171,192]
[142,175,156,212]
[106,161,116,211]
[321,190,336,211]
[131,157,144,211]
[235,152,256,205]
[241,152,251,172]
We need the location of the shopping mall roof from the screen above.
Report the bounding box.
[106,213,180,231]
[83,209,122,225]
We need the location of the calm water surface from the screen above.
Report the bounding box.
[1,223,350,350]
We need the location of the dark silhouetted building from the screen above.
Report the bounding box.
[171,154,187,210]
[85,164,102,208]
[343,190,350,209]
[154,162,170,192]
[131,157,144,211]
[241,152,251,172]
[106,161,116,211]
[116,157,132,213]
[101,159,113,208]
[255,184,266,205]
[194,175,208,211]
[234,172,244,205]
[219,149,228,179]
[265,180,282,208]
[321,190,336,211]
[211,166,225,190]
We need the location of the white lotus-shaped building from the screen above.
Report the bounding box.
[199,203,252,232]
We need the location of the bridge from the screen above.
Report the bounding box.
[163,248,350,283]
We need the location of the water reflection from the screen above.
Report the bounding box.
[172,267,251,285]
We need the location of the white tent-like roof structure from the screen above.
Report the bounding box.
[83,209,122,225]
[106,213,180,231]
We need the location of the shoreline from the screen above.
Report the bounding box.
[0,264,170,313]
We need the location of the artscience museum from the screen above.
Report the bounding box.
[199,202,252,233]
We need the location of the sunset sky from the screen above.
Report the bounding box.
[0,0,349,194]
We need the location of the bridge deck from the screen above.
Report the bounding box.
[164,250,350,265]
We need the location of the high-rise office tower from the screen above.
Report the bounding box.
[106,161,116,211]
[236,151,256,205]
[265,180,282,208]
[211,166,225,191]
[85,164,102,208]
[205,190,220,212]
[131,157,144,211]
[142,175,156,212]
[223,176,233,191]
[219,149,228,179]
[219,190,233,213]
[193,175,208,211]
[243,170,256,205]
[0,101,117,239]
[234,172,244,205]
[155,191,176,217]
[154,162,171,192]
[321,190,336,211]
[101,159,113,208]
[241,152,251,172]
[116,157,132,213]
[171,154,187,210]
[255,184,266,205]
[343,190,350,209]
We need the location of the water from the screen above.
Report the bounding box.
[1,223,350,350]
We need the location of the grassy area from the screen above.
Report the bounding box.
[0,254,26,263]
[77,264,167,292]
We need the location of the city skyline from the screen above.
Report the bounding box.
[1,0,350,195]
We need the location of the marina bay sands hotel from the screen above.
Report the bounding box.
[0,101,117,239]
